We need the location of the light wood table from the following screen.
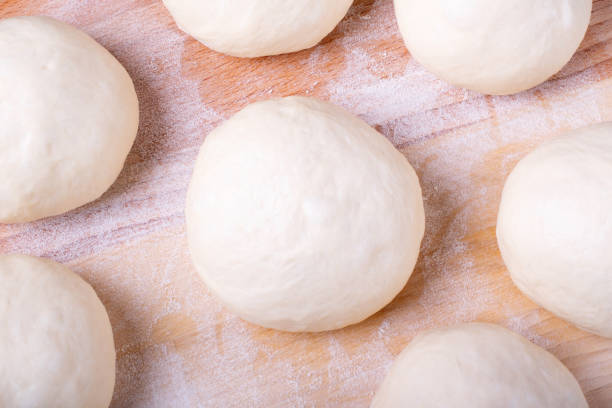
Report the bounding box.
[2,0,612,406]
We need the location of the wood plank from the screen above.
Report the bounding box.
[1,0,611,406]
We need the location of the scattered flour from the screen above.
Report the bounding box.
[1,0,611,407]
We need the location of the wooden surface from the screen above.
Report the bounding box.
[2,1,612,406]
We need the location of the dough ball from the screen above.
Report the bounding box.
[0,16,139,223]
[497,123,612,338]
[186,96,425,332]
[0,254,116,408]
[372,323,587,407]
[393,0,591,95]
[162,0,354,57]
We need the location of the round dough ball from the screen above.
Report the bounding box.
[372,323,587,407]
[0,254,116,408]
[393,0,592,95]
[186,96,425,332]
[497,123,612,338]
[0,16,139,223]
[162,0,354,57]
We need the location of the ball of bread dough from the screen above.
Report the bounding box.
[162,0,354,57]
[186,96,425,332]
[0,254,116,408]
[393,0,591,95]
[497,123,612,338]
[0,16,139,223]
[372,323,587,407]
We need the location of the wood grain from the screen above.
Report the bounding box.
[1,0,612,406]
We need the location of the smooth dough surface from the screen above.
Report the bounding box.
[186,96,425,332]
[497,123,612,338]
[371,323,587,407]
[0,16,139,223]
[393,0,591,95]
[0,254,116,408]
[162,0,354,57]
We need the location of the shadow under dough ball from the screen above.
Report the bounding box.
[185,96,425,332]
[372,323,587,407]
[497,122,612,338]
[0,16,139,223]
[393,0,592,95]
[162,0,354,57]
[0,254,116,408]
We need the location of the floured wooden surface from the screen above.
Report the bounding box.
[1,0,612,406]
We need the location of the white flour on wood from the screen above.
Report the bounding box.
[1,0,611,407]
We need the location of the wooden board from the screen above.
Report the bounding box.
[1,0,612,406]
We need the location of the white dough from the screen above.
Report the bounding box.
[0,254,116,408]
[393,0,592,95]
[186,96,425,332]
[371,323,587,407]
[0,16,139,223]
[497,123,612,338]
[162,0,354,57]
